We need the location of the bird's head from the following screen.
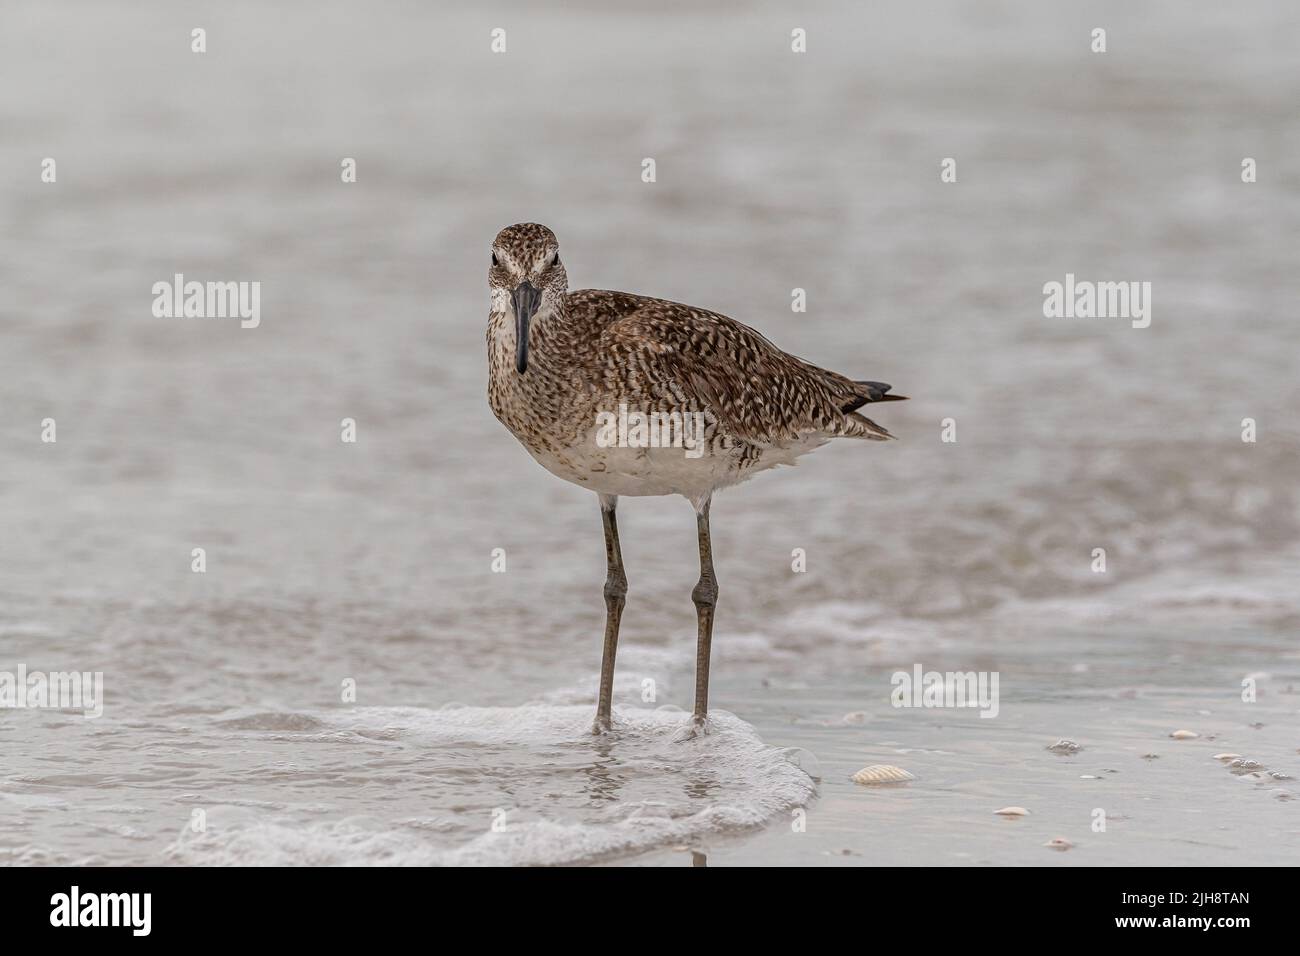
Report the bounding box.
[489,222,567,375]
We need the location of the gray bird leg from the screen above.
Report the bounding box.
[690,495,718,728]
[594,494,626,733]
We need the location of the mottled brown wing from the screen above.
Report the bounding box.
[591,297,873,445]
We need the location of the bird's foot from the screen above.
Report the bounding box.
[672,714,712,742]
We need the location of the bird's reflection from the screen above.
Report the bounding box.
[578,735,624,803]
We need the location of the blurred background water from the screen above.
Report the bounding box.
[1,0,1297,865]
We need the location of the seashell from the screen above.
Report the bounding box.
[1047,739,1082,753]
[1044,837,1073,851]
[1229,758,1262,770]
[1080,774,1100,779]
[1213,753,1241,762]
[994,806,1030,816]
[851,764,915,785]
[1169,729,1199,739]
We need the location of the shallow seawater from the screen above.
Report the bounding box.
[2,609,1297,866]
[2,0,1299,865]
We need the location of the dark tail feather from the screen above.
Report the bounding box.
[842,380,908,413]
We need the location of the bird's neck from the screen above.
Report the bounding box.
[526,300,578,367]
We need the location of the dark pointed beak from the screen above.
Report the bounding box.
[511,281,540,374]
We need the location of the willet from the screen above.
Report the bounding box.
[486,223,906,735]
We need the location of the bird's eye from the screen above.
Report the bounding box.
[545,251,560,269]
[491,251,499,266]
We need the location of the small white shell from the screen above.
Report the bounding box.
[1213,753,1241,762]
[1047,739,1082,753]
[994,806,1030,816]
[1044,837,1073,851]
[851,764,915,785]
[1170,729,1199,739]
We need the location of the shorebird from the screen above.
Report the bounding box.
[486,223,905,735]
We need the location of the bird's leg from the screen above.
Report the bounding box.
[689,495,718,733]
[593,494,626,734]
